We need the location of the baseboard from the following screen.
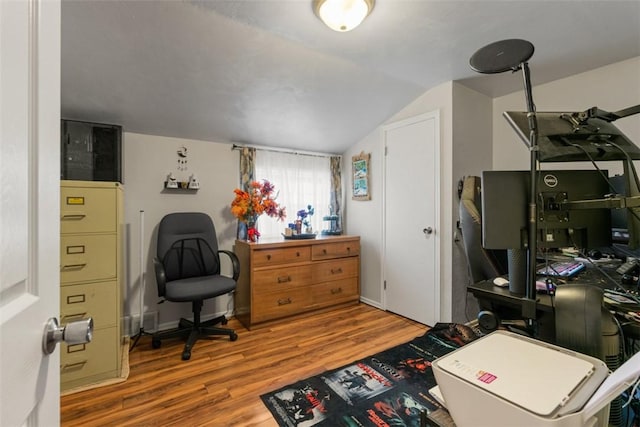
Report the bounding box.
[359,296,383,309]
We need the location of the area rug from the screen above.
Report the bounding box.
[260,323,481,427]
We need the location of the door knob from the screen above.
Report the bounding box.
[423,227,434,235]
[42,317,93,355]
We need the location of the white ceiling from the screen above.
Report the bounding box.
[61,0,640,154]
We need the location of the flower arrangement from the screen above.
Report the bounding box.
[297,205,315,227]
[230,180,286,241]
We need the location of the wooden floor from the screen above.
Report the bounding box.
[61,303,427,426]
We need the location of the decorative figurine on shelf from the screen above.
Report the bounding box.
[230,179,286,242]
[188,174,200,189]
[297,205,315,234]
[165,172,178,189]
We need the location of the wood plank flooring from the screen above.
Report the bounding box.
[61,303,427,426]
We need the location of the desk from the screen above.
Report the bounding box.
[468,268,640,343]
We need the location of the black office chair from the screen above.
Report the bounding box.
[152,212,239,360]
[459,176,508,283]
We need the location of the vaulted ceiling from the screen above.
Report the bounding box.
[61,0,640,154]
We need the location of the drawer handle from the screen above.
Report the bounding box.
[278,297,292,306]
[266,254,271,260]
[61,263,87,270]
[277,275,291,283]
[61,214,86,220]
[62,360,88,370]
[322,249,327,254]
[330,268,343,274]
[62,313,88,322]
[296,252,300,257]
[346,247,351,252]
[331,287,343,295]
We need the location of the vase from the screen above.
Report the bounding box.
[245,215,259,242]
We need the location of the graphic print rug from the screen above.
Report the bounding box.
[260,323,480,427]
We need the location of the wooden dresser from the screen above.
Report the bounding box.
[234,235,360,329]
[60,180,123,391]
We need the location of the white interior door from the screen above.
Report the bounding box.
[0,1,61,425]
[383,111,440,325]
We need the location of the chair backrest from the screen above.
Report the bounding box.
[157,212,221,281]
[459,176,508,283]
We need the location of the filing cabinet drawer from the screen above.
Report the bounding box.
[312,277,359,306]
[60,185,117,234]
[252,265,312,289]
[61,281,117,328]
[312,257,358,283]
[312,241,360,260]
[252,287,312,323]
[252,246,311,267]
[60,327,118,386]
[60,234,117,284]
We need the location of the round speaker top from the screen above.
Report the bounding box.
[469,39,535,74]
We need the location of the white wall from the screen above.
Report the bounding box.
[344,81,457,321]
[493,57,640,171]
[122,132,239,331]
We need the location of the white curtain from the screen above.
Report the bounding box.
[255,150,331,238]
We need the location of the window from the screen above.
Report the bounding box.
[255,150,331,238]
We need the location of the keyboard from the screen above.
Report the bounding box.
[537,260,585,278]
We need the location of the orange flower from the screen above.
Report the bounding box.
[230,180,286,223]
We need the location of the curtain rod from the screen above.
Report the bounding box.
[231,143,341,159]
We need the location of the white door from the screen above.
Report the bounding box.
[383,111,440,325]
[0,1,61,426]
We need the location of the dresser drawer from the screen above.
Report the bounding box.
[61,185,117,234]
[60,234,117,284]
[252,287,312,323]
[61,281,117,328]
[252,265,312,289]
[253,246,311,267]
[312,277,359,306]
[312,257,358,283]
[60,327,118,385]
[312,241,359,260]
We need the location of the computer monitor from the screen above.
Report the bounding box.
[503,111,640,162]
[482,170,612,251]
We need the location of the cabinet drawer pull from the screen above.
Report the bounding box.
[277,297,292,306]
[330,268,343,274]
[296,252,300,257]
[266,254,271,261]
[322,249,327,254]
[61,263,87,270]
[61,214,86,220]
[277,275,291,283]
[331,287,343,295]
[346,247,351,252]
[62,313,88,322]
[62,360,88,370]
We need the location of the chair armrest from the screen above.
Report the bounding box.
[153,257,167,297]
[218,250,240,281]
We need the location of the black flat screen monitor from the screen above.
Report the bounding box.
[482,170,612,251]
[503,111,640,162]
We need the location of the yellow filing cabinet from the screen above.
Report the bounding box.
[60,180,123,391]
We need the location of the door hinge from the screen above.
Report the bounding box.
[384,145,388,156]
[384,280,387,290]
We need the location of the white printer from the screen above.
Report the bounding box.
[432,330,639,427]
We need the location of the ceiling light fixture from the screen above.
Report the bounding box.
[313,0,375,32]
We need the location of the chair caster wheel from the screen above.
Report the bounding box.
[230,332,238,342]
[151,338,161,349]
[182,351,191,360]
[221,317,228,325]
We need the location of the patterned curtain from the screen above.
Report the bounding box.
[330,156,343,232]
[238,147,256,239]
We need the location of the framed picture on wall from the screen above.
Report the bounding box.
[352,152,371,201]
